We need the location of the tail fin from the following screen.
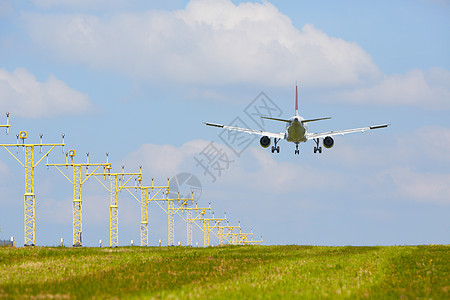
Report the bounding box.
[295,83,299,116]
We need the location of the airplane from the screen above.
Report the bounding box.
[204,85,390,155]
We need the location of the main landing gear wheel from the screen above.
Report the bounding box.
[313,138,322,154]
[271,138,280,153]
[295,143,300,155]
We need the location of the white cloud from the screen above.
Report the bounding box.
[303,126,450,204]
[0,68,93,118]
[122,139,348,196]
[397,125,450,164]
[388,167,450,205]
[334,68,450,110]
[216,147,347,193]
[309,125,450,174]
[121,139,210,179]
[22,0,381,87]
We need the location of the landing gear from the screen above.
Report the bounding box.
[295,143,300,155]
[271,138,280,153]
[313,138,322,154]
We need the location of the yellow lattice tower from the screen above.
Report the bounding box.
[141,180,170,246]
[230,228,246,245]
[227,221,243,245]
[202,212,226,247]
[163,192,195,246]
[46,151,111,246]
[223,222,241,245]
[124,179,200,247]
[1,130,65,246]
[91,164,143,247]
[0,112,10,134]
[139,179,171,247]
[216,224,226,246]
[229,227,261,245]
[182,202,211,246]
[241,228,263,245]
[243,236,263,245]
[215,218,242,246]
[210,212,229,246]
[122,178,170,246]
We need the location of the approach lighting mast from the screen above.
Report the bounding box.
[164,192,195,246]
[121,178,170,246]
[46,151,112,246]
[1,131,65,245]
[202,212,227,247]
[241,228,263,245]
[91,164,143,247]
[182,203,212,246]
[216,220,240,246]
[229,227,262,245]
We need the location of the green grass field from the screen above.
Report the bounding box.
[0,245,448,299]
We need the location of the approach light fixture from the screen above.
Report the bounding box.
[68,149,75,157]
[19,131,27,140]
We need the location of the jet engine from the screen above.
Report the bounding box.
[260,136,271,148]
[323,136,334,148]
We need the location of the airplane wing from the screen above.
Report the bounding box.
[306,124,390,140]
[204,122,285,140]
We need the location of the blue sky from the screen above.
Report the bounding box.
[0,0,449,247]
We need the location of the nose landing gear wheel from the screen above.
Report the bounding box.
[295,143,300,155]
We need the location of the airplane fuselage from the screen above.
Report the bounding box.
[285,116,307,143]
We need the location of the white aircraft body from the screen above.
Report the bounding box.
[204,85,390,155]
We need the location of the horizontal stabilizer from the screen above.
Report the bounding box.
[261,117,291,123]
[301,117,331,123]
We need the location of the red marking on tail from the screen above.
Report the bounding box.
[295,83,298,114]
